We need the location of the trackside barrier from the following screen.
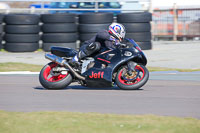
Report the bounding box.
[0,12,152,52]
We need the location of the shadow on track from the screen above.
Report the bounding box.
[34,85,144,91]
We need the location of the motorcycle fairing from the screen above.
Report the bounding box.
[50,39,147,88]
[126,39,147,66]
[82,46,143,88]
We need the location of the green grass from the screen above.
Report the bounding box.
[0,62,200,72]
[0,110,199,133]
[0,49,44,52]
[148,67,200,72]
[0,62,43,72]
[0,49,7,52]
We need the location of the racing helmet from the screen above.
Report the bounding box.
[108,23,126,42]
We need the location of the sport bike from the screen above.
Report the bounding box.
[39,39,149,90]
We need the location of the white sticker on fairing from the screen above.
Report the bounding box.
[124,51,132,56]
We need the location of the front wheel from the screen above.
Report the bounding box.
[39,62,73,89]
[115,65,149,90]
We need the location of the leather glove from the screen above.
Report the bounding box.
[110,36,120,46]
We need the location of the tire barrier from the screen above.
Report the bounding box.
[1,12,153,52]
[41,13,76,23]
[5,25,40,34]
[136,41,152,50]
[126,32,152,42]
[78,13,113,45]
[0,35,2,50]
[4,14,40,52]
[4,14,40,25]
[117,12,152,23]
[0,14,4,50]
[117,12,152,50]
[42,33,77,43]
[5,43,39,52]
[79,13,113,24]
[41,13,77,51]
[0,14,4,24]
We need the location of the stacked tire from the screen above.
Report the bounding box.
[0,14,4,50]
[4,14,40,52]
[41,13,77,52]
[78,13,113,45]
[117,12,152,50]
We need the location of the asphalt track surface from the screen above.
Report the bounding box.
[0,73,200,119]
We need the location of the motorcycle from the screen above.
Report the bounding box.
[39,38,149,90]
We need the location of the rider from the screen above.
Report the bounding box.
[70,22,126,66]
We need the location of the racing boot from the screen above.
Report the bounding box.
[69,50,87,69]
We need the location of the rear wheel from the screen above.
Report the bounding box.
[39,62,73,89]
[116,65,149,90]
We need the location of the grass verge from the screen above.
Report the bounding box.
[148,67,200,72]
[0,62,200,72]
[0,110,200,133]
[0,62,43,72]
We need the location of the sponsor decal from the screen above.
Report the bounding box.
[89,71,104,79]
[97,58,111,63]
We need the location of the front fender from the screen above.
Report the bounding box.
[137,52,147,66]
[112,54,147,78]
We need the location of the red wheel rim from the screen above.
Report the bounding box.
[118,65,145,85]
[43,63,68,82]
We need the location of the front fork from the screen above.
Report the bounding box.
[121,61,139,81]
[127,61,137,75]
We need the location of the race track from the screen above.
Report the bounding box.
[0,73,200,118]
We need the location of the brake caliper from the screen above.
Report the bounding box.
[122,61,140,81]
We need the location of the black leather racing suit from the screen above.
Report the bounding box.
[77,30,117,59]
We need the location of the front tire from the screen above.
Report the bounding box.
[39,62,73,89]
[116,65,149,90]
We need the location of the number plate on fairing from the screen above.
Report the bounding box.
[124,51,132,56]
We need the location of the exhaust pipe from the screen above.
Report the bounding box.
[45,53,85,80]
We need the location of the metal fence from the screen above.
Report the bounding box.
[152,6,200,41]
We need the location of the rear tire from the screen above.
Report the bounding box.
[116,65,149,90]
[39,62,73,89]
